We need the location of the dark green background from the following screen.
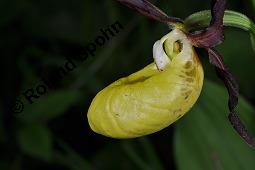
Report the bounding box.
[1,0,255,169]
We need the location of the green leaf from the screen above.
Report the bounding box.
[251,32,255,53]
[122,140,151,170]
[17,124,53,162]
[54,139,93,170]
[17,90,81,122]
[184,10,255,53]
[174,80,255,170]
[121,138,164,170]
[91,142,139,169]
[138,138,164,170]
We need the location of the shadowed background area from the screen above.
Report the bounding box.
[1,0,255,169]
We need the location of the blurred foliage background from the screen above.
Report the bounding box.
[1,0,255,169]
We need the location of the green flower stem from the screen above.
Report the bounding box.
[184,10,255,33]
[184,10,255,52]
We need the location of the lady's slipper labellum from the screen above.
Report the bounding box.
[87,29,204,138]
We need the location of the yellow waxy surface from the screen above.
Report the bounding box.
[87,30,204,138]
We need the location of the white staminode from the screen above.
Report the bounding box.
[153,40,170,71]
[153,29,193,71]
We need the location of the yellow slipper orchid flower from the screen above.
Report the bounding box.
[86,0,255,148]
[88,29,204,138]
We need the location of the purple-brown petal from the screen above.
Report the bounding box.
[188,0,226,48]
[229,112,255,148]
[207,48,255,148]
[117,0,183,24]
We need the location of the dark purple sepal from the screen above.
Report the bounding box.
[117,0,183,24]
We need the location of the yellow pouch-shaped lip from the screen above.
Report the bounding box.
[87,29,204,138]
